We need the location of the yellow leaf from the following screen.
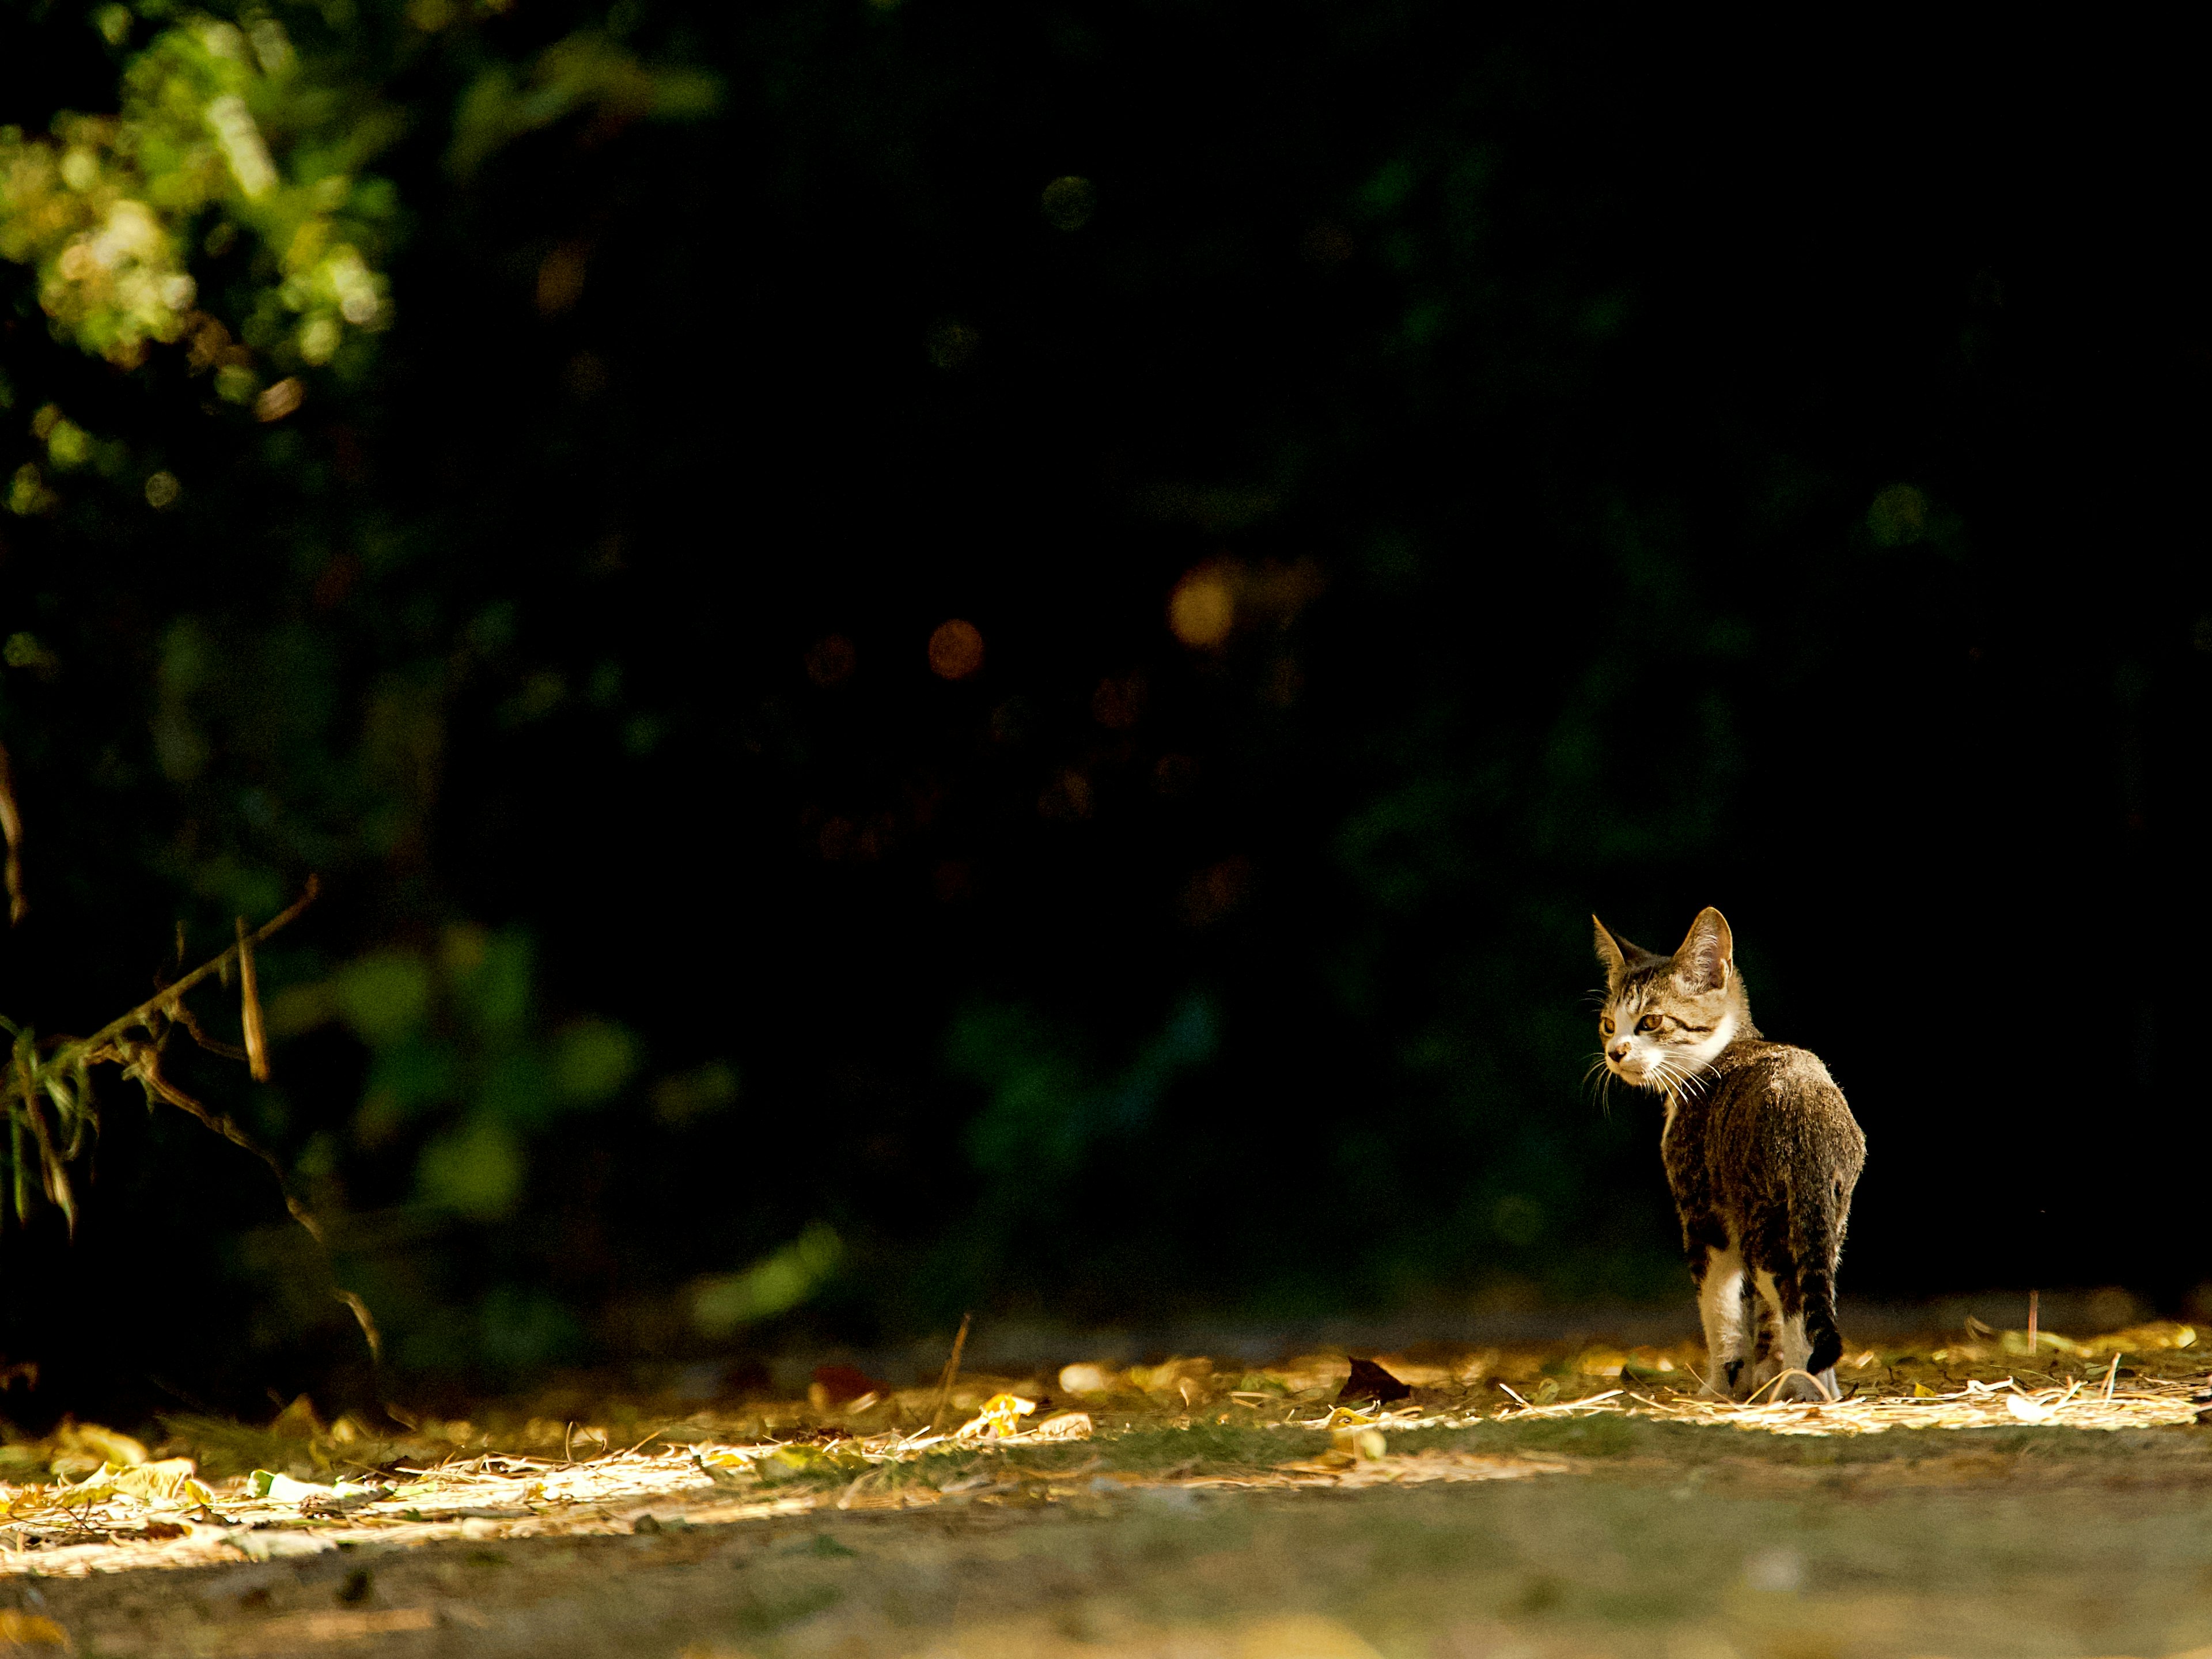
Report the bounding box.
[1912,1382,1937,1399]
[52,1419,148,1475]
[753,1442,863,1483]
[1329,1428,1387,1461]
[955,1393,1037,1439]
[108,1457,203,1505]
[0,1609,67,1645]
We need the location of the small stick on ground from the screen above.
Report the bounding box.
[930,1312,973,1431]
[2104,1351,2122,1401]
[2028,1290,2039,1354]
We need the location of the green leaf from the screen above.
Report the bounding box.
[691,1224,842,1335]
[551,1020,637,1104]
[415,1117,524,1219]
[334,950,431,1047]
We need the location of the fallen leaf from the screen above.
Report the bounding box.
[698,1452,756,1489]
[109,1457,210,1505]
[1336,1429,1388,1462]
[2006,1395,2055,1424]
[1913,1382,1939,1399]
[267,1394,327,1438]
[1336,1358,1411,1408]
[809,1364,888,1410]
[51,1419,149,1478]
[956,1393,1037,1440]
[242,1468,384,1509]
[1125,1358,1213,1398]
[1028,1411,1092,1441]
[751,1441,866,1484]
[0,1609,66,1645]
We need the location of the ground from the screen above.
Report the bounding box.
[2,1319,2208,1657]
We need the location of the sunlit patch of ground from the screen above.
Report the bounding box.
[2,1320,2209,1654]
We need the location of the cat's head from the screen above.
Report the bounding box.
[1591,907,1749,1094]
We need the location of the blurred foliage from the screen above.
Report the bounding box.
[0,3,2201,1418]
[0,9,396,384]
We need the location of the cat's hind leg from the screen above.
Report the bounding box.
[1745,1277,1781,1396]
[1756,1267,1835,1402]
[1693,1244,1751,1399]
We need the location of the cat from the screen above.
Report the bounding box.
[1592,907,1866,1403]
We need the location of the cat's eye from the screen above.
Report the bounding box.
[1600,1017,1615,1035]
[1636,1014,1664,1032]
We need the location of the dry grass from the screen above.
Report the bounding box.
[0,1318,2202,1584]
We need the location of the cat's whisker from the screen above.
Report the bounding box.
[1580,1056,1611,1112]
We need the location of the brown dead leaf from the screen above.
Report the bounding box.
[809,1364,888,1410]
[1336,1358,1411,1407]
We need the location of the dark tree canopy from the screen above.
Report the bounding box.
[0,5,2202,1416]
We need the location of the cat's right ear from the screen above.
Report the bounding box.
[1592,916,1647,987]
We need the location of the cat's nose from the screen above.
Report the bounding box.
[1607,1041,1631,1063]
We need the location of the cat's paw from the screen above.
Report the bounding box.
[1772,1370,1834,1403]
[1733,1357,1778,1402]
[1700,1357,1752,1402]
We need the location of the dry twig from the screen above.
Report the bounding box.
[0,739,25,925]
[0,880,380,1361]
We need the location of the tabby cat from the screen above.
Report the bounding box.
[1593,907,1866,1402]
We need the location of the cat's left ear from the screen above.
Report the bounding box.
[1672,907,1734,993]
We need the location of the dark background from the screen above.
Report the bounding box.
[0,5,2203,1420]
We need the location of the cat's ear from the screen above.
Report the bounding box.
[1592,916,1650,986]
[1672,906,1734,993]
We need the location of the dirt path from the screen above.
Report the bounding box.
[6,1326,2210,1656]
[19,1428,2212,1658]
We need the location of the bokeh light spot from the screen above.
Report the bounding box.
[1169,566,1235,647]
[929,618,984,680]
[143,469,180,508]
[536,243,588,315]
[926,320,979,369]
[1041,175,1096,230]
[1179,855,1251,925]
[254,377,303,422]
[1867,483,1929,546]
[1092,672,1146,729]
[1302,221,1353,264]
[1038,769,1093,821]
[565,351,609,399]
[806,634,856,686]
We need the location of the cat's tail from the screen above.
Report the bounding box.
[1790,1173,1853,1378]
[1798,1257,1843,1378]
